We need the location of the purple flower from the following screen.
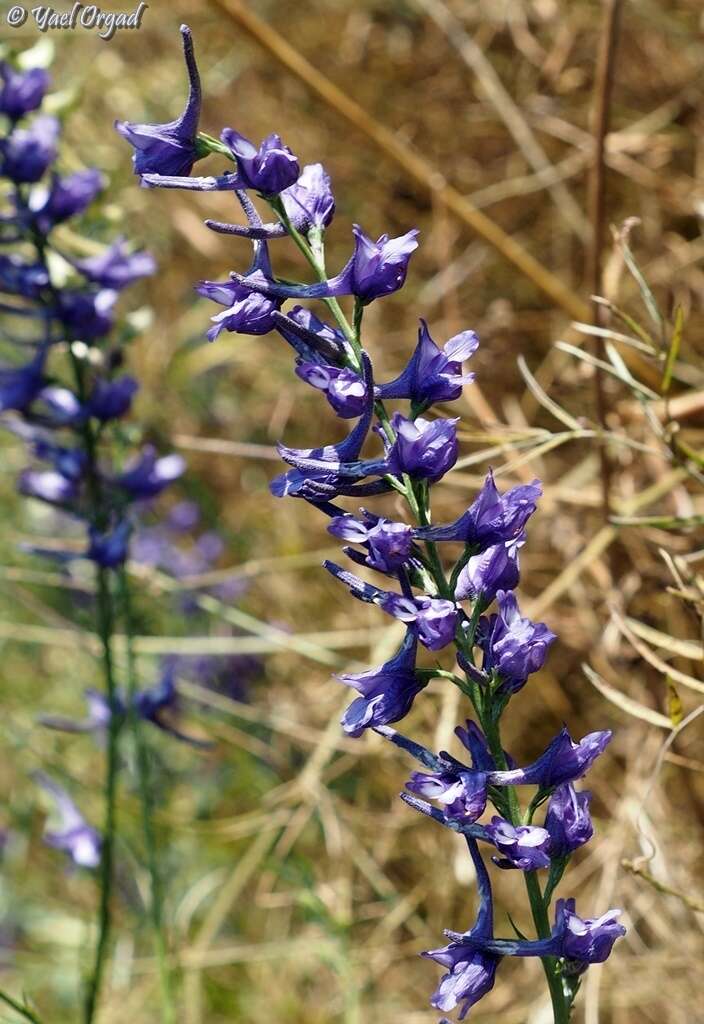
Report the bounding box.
[324,562,458,650]
[39,688,115,734]
[432,898,625,974]
[115,445,185,500]
[34,385,83,426]
[32,437,86,480]
[455,719,501,772]
[338,628,422,736]
[233,225,418,306]
[398,720,494,826]
[328,510,413,573]
[454,538,522,604]
[204,164,334,240]
[58,288,117,340]
[115,25,202,177]
[18,468,77,505]
[131,526,171,566]
[553,898,625,966]
[272,355,389,500]
[0,64,49,120]
[379,722,610,824]
[86,376,138,422]
[415,470,541,547]
[295,361,367,418]
[31,169,103,230]
[197,271,280,341]
[134,665,208,745]
[86,521,132,568]
[494,727,612,789]
[0,254,49,299]
[167,500,200,532]
[386,594,458,650]
[40,672,205,744]
[221,128,300,195]
[35,774,101,869]
[342,225,419,303]
[274,305,346,363]
[422,838,499,1020]
[545,784,593,857]
[406,768,488,824]
[0,115,59,183]
[0,348,46,413]
[281,162,335,230]
[423,936,497,1019]
[473,591,556,695]
[484,817,552,870]
[378,319,478,406]
[386,412,459,483]
[73,238,156,289]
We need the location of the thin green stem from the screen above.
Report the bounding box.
[67,351,125,1023]
[413,480,449,597]
[196,131,234,161]
[269,197,360,359]
[83,567,120,1024]
[118,569,176,1024]
[0,990,44,1024]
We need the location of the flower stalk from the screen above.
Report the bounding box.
[1,50,185,1023]
[119,27,626,1021]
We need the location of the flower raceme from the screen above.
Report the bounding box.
[1,45,193,925]
[120,26,625,1021]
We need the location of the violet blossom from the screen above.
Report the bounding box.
[115,25,202,177]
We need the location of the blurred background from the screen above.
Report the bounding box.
[1,1,704,1021]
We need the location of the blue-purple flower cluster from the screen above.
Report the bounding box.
[1,54,188,867]
[118,27,625,1021]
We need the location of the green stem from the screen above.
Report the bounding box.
[83,567,120,1024]
[118,570,176,1024]
[413,480,450,597]
[482,716,569,1024]
[0,990,43,1024]
[195,132,235,161]
[67,353,124,1024]
[269,198,360,360]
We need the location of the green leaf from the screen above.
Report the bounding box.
[542,855,569,908]
[506,912,530,942]
[666,678,684,727]
[661,305,683,395]
[620,237,664,341]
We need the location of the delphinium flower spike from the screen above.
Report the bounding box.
[121,27,625,1021]
[1,48,189,1024]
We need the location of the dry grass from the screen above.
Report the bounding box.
[1,1,704,1022]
